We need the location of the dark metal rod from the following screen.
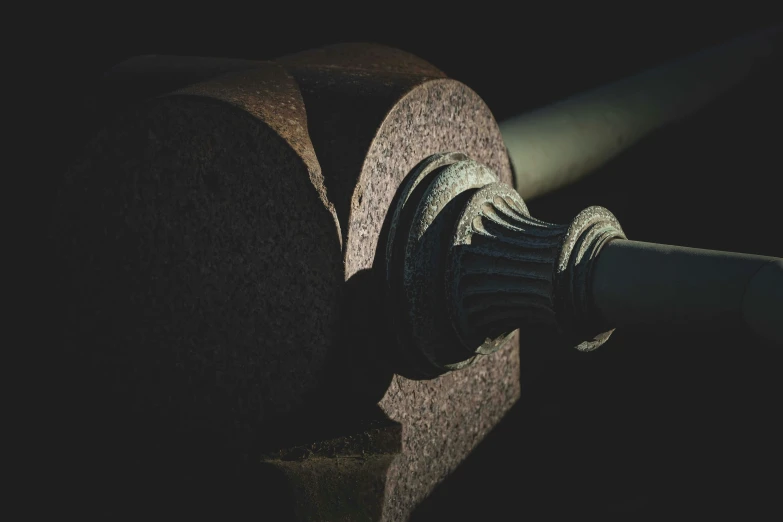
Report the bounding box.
[591,240,782,344]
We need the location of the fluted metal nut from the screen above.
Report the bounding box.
[384,153,626,378]
[448,184,625,355]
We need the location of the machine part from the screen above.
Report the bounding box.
[278,44,515,280]
[52,41,782,521]
[278,45,521,521]
[386,154,624,375]
[50,62,345,432]
[388,154,782,371]
[53,45,521,521]
[384,153,498,378]
[502,25,779,199]
[449,188,625,353]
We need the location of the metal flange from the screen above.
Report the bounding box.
[385,153,497,378]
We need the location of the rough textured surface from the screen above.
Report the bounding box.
[262,419,402,521]
[177,65,341,240]
[378,339,519,520]
[555,206,626,349]
[49,64,343,443]
[383,153,496,377]
[398,160,500,372]
[278,44,520,521]
[349,78,514,279]
[51,47,521,520]
[356,76,519,522]
[449,182,562,348]
[278,44,446,248]
[278,44,519,521]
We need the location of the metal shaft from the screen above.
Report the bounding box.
[591,240,783,344]
[501,26,779,200]
[386,155,782,377]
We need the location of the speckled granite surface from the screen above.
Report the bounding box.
[282,44,520,520]
[50,46,520,520]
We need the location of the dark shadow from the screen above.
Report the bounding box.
[39,55,412,519]
[41,79,384,518]
[280,46,436,245]
[302,268,396,414]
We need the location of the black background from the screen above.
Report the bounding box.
[39,10,782,520]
